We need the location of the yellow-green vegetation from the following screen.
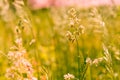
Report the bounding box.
[0,0,120,80]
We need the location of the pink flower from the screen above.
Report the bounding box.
[28,0,120,10]
[54,0,80,7]
[28,0,53,10]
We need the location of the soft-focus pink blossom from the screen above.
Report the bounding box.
[54,0,79,7]
[28,0,53,9]
[28,0,120,10]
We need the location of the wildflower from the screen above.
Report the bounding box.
[92,57,104,66]
[15,38,22,46]
[69,21,74,27]
[5,68,15,79]
[86,57,92,65]
[66,31,72,39]
[68,8,76,18]
[31,77,37,80]
[23,19,29,24]
[100,21,105,27]
[6,38,37,80]
[75,18,81,24]
[78,25,85,34]
[64,73,75,80]
[66,31,75,43]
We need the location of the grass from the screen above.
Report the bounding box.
[0,0,120,80]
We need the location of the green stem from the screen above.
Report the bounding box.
[75,36,80,80]
[75,35,85,80]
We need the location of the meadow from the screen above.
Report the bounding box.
[0,0,120,80]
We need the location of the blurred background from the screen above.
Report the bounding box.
[0,0,120,80]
